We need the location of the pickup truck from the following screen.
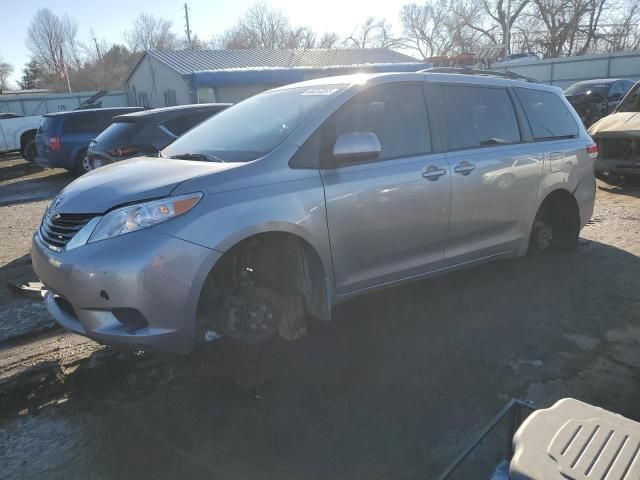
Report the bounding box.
[0,114,42,161]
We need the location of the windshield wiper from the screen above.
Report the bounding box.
[169,153,225,163]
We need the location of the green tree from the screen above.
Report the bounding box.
[19,59,46,90]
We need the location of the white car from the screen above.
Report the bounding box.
[0,114,43,161]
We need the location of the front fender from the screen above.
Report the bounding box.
[156,175,334,290]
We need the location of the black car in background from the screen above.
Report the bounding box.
[86,103,231,170]
[564,78,635,127]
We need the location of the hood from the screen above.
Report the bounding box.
[589,112,640,138]
[54,156,239,214]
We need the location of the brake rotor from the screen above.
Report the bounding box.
[223,290,278,343]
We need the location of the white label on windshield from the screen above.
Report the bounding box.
[301,88,339,96]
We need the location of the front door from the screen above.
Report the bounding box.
[434,84,543,263]
[321,83,451,293]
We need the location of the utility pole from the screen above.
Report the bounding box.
[184,3,192,49]
[505,0,512,58]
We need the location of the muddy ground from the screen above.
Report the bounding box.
[1,152,640,479]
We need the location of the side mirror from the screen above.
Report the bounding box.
[332,132,381,164]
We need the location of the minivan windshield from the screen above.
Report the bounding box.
[564,82,611,98]
[162,85,345,162]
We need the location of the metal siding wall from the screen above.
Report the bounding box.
[494,51,640,88]
[126,55,192,107]
[0,91,127,115]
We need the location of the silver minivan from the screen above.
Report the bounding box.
[31,71,597,353]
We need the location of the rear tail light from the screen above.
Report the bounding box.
[49,136,60,151]
[106,145,145,158]
[586,143,598,159]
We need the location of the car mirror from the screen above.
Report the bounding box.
[332,132,381,165]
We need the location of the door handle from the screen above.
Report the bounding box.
[454,161,476,175]
[422,165,447,181]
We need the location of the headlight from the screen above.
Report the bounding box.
[88,192,202,243]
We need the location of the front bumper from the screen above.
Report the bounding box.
[595,157,640,175]
[31,229,221,353]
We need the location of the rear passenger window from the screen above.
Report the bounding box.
[97,112,116,131]
[436,86,521,150]
[330,84,432,161]
[62,114,98,134]
[515,88,579,140]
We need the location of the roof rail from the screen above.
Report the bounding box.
[419,67,539,83]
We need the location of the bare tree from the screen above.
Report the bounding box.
[124,13,178,52]
[475,0,531,53]
[400,1,459,58]
[528,0,601,57]
[83,29,110,62]
[26,8,77,73]
[345,17,400,48]
[219,2,337,49]
[605,0,640,51]
[318,32,340,48]
[0,56,13,90]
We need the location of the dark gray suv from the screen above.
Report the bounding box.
[86,103,231,170]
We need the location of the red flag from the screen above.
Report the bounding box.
[57,46,66,79]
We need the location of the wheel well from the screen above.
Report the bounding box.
[535,189,580,247]
[197,232,330,337]
[537,189,580,224]
[20,130,36,151]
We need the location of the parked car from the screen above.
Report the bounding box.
[0,114,42,161]
[495,52,539,64]
[0,113,24,120]
[34,107,142,174]
[86,103,231,170]
[589,80,640,179]
[565,78,635,127]
[31,71,596,354]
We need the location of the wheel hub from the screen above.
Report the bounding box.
[223,294,277,343]
[536,224,553,251]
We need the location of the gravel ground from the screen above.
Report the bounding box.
[1,156,640,479]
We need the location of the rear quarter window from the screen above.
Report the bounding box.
[515,88,579,140]
[62,114,98,134]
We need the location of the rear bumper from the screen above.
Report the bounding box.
[35,156,50,168]
[574,176,596,228]
[31,229,222,353]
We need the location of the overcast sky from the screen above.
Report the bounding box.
[0,0,408,86]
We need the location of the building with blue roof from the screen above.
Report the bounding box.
[126,48,431,107]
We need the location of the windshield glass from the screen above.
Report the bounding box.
[564,82,611,97]
[616,83,640,112]
[162,85,345,162]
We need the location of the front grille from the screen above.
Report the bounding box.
[40,213,95,250]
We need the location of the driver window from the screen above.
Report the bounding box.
[328,84,432,162]
[610,82,625,99]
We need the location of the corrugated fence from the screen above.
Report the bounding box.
[492,51,640,88]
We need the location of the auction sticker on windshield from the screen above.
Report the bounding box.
[301,88,340,96]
